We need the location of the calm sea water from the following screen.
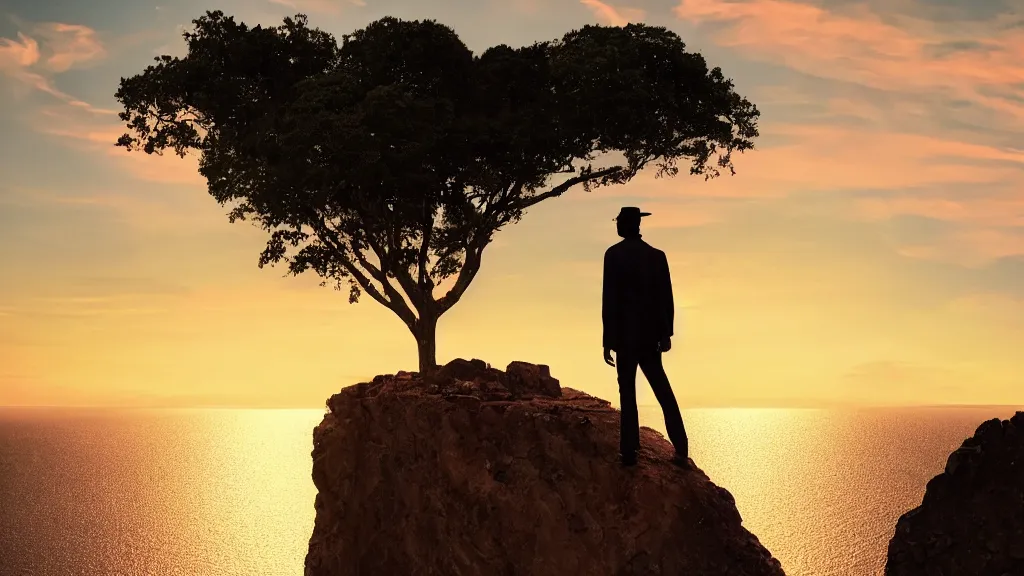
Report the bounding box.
[0,405,1017,576]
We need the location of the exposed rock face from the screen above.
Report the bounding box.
[886,411,1024,576]
[305,358,785,576]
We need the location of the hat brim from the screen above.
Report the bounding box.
[613,212,652,220]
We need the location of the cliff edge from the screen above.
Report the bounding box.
[886,411,1024,576]
[305,358,784,576]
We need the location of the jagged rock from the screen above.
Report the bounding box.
[306,358,785,576]
[505,360,562,398]
[886,411,1024,576]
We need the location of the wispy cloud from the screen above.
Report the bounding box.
[673,0,1024,122]
[615,122,1024,204]
[34,107,204,185]
[32,23,106,72]
[267,0,366,14]
[15,294,174,318]
[612,122,1024,267]
[855,195,1024,228]
[0,23,113,115]
[895,228,1024,267]
[579,0,644,26]
[0,32,39,67]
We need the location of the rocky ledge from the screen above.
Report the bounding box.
[886,411,1024,576]
[305,358,784,576]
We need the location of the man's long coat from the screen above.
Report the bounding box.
[602,237,675,353]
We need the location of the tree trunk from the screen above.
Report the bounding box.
[412,314,438,375]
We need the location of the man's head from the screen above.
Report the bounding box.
[614,206,650,238]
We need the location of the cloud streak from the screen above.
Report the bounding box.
[673,0,1024,121]
[580,0,645,26]
[615,121,1024,201]
[855,195,1024,228]
[32,23,106,72]
[34,107,205,186]
[0,32,40,67]
[267,0,366,14]
[0,23,114,115]
[668,0,1024,267]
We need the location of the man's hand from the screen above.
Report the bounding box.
[603,347,615,367]
[658,337,672,353]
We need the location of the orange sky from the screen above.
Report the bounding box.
[1,0,1022,408]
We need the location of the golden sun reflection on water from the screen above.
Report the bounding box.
[676,409,842,576]
[0,405,1011,576]
[180,409,323,575]
[0,408,324,576]
[639,406,1009,576]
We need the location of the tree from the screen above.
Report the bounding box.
[115,11,760,374]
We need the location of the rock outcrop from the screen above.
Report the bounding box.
[305,358,785,576]
[886,411,1024,576]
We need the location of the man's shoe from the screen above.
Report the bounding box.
[621,453,638,467]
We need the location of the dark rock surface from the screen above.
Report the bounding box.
[305,358,785,576]
[886,411,1024,576]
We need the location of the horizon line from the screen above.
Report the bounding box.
[1,403,1020,411]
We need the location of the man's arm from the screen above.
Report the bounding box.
[659,251,674,340]
[602,250,617,350]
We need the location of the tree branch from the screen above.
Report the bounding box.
[484,179,525,220]
[305,211,418,327]
[430,177,528,315]
[363,233,425,315]
[348,241,413,316]
[436,237,486,314]
[515,166,624,211]
[417,212,434,293]
[338,258,393,313]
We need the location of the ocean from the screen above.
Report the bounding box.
[0,405,1016,576]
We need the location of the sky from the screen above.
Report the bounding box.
[1,0,1023,408]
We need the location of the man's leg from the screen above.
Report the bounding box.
[638,349,689,460]
[615,350,641,465]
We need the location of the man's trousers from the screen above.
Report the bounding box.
[615,346,689,459]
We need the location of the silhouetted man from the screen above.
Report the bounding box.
[603,206,690,469]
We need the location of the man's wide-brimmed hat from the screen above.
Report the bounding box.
[613,206,652,221]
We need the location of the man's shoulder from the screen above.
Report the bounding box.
[606,239,664,256]
[605,240,628,256]
[634,238,664,256]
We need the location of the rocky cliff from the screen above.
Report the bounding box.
[305,358,784,576]
[886,411,1024,576]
